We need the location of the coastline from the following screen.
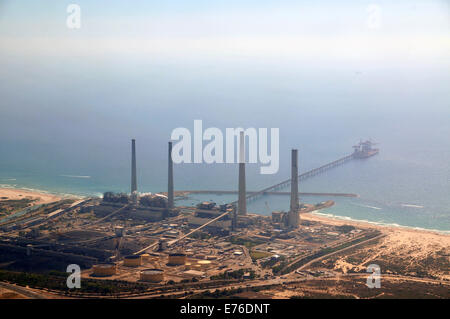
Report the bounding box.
[303,211,450,236]
[1,185,449,236]
[0,187,70,205]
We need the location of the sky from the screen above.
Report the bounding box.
[0,0,448,64]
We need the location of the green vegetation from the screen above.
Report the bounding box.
[189,232,211,240]
[0,270,149,295]
[261,255,286,269]
[102,192,129,204]
[228,236,265,249]
[210,269,256,280]
[249,250,272,261]
[335,225,356,233]
[190,288,244,299]
[180,277,199,284]
[0,198,35,215]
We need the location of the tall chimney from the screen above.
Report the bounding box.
[131,139,137,194]
[288,149,300,227]
[238,131,247,215]
[168,141,174,209]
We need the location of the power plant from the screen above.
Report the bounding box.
[0,136,388,298]
[99,138,374,234]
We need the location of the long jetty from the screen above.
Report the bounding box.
[231,153,354,205]
[179,190,357,197]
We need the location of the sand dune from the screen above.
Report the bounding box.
[0,188,61,205]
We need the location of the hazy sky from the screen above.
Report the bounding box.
[0,0,448,64]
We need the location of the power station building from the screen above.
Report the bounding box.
[97,139,179,222]
[188,202,234,235]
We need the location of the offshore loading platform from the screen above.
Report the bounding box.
[352,140,379,158]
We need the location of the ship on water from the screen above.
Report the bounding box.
[352,140,379,158]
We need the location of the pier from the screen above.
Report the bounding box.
[230,153,356,205]
[177,190,357,197]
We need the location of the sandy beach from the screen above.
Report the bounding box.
[302,211,450,236]
[0,188,62,205]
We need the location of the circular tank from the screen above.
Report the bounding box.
[140,268,164,282]
[140,253,151,263]
[123,255,142,267]
[168,253,187,265]
[92,263,116,277]
[197,260,212,268]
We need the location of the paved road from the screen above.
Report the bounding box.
[0,282,46,299]
[296,234,386,272]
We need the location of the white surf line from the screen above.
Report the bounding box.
[400,204,424,208]
[350,203,382,210]
[312,211,450,235]
[59,174,91,178]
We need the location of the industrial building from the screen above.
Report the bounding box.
[187,202,233,234]
[353,140,379,158]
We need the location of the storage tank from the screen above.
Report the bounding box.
[140,268,164,282]
[140,253,151,263]
[123,255,141,267]
[114,226,124,237]
[92,263,116,277]
[168,253,187,265]
[197,260,212,269]
[158,239,168,251]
